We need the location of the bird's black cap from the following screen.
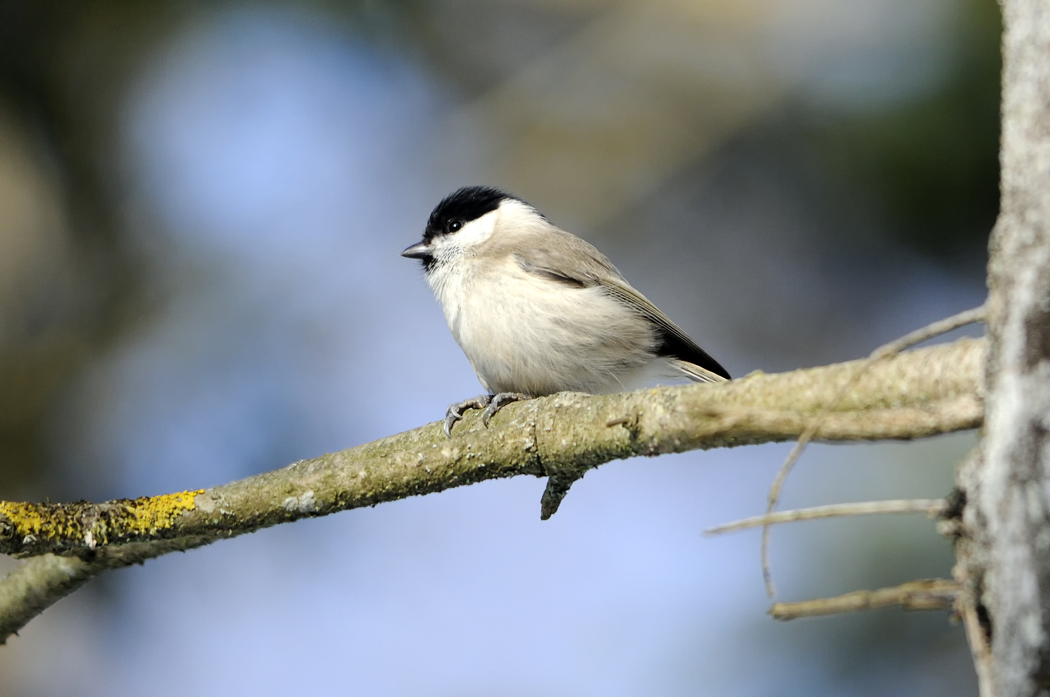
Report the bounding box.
[423,186,511,243]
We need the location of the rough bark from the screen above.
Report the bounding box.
[959,1,1050,695]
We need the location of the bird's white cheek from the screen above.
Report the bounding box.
[453,211,498,246]
[422,211,498,324]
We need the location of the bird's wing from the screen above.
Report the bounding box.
[510,230,730,382]
[596,278,730,382]
[509,228,624,288]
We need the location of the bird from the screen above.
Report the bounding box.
[402,186,730,436]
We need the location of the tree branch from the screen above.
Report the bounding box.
[0,538,206,642]
[770,579,960,621]
[0,337,984,642]
[704,498,947,536]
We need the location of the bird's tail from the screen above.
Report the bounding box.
[671,358,730,384]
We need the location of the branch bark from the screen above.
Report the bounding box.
[0,337,983,642]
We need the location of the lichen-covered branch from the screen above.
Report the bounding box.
[0,337,983,558]
[0,337,984,642]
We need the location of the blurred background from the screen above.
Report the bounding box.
[0,0,996,694]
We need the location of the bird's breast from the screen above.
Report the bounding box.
[430,260,657,396]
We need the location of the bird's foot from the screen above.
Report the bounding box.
[443,392,531,437]
[444,395,492,438]
[481,392,530,427]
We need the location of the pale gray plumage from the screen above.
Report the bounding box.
[402,186,729,435]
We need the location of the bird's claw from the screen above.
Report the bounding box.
[444,395,492,438]
[481,392,529,427]
[443,392,531,437]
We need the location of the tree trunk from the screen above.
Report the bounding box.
[963,1,1050,695]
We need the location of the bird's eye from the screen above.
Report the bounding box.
[448,220,463,233]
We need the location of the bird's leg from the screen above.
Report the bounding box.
[444,395,492,437]
[481,392,531,427]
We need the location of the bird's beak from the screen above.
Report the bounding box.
[401,241,433,259]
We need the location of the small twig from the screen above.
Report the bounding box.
[761,304,986,598]
[762,434,812,596]
[770,579,960,621]
[705,498,947,536]
[870,304,988,360]
[954,561,997,697]
[959,596,997,697]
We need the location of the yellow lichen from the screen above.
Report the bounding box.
[122,490,203,535]
[0,501,46,538]
[0,500,87,544]
[0,490,203,552]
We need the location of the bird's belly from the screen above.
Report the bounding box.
[450,276,657,396]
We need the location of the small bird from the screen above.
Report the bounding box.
[402,186,730,436]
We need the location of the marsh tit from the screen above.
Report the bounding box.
[403,186,730,436]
